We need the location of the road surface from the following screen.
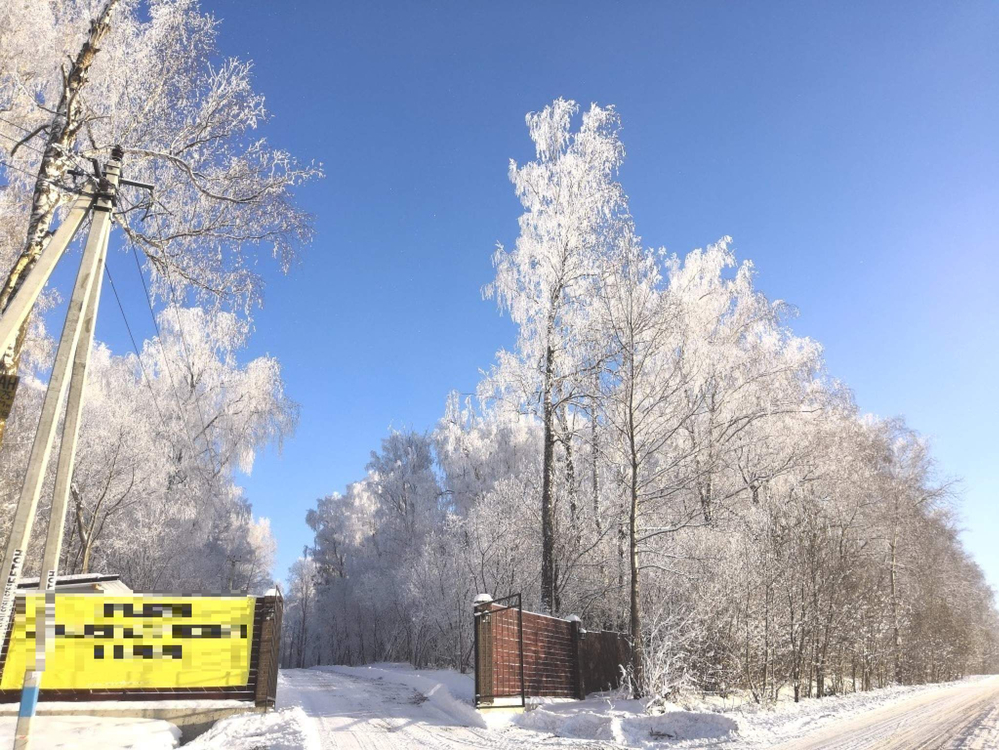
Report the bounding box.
[278,668,610,750]
[772,676,999,750]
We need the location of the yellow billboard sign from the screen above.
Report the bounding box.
[0,594,255,690]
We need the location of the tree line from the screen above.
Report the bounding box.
[285,98,999,701]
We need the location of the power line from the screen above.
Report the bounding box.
[123,216,210,469]
[0,128,47,157]
[0,114,36,135]
[0,126,108,191]
[0,127,97,177]
[103,263,171,435]
[0,157,87,195]
[116,191,219,475]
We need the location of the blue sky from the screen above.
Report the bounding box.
[84,1,998,587]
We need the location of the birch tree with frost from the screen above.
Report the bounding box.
[0,305,292,593]
[0,0,321,445]
[484,98,629,613]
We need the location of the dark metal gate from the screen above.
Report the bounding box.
[473,593,525,708]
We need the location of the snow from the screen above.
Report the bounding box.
[730,675,995,746]
[965,703,999,749]
[181,706,319,750]
[312,662,487,728]
[184,667,999,750]
[511,676,999,748]
[112,664,995,750]
[0,715,180,749]
[0,699,251,713]
[515,695,738,746]
[768,675,999,749]
[283,666,702,749]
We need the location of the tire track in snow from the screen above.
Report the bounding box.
[771,677,999,750]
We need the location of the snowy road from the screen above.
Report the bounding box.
[277,668,999,750]
[278,668,611,750]
[772,676,999,750]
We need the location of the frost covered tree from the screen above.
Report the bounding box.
[484,98,629,613]
[291,98,999,700]
[294,431,445,667]
[0,305,291,592]
[283,554,319,668]
[593,236,694,695]
[0,0,320,445]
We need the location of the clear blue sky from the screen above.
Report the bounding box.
[87,1,997,588]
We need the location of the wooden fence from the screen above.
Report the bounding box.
[474,595,631,707]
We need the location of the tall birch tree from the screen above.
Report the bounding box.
[484,98,628,613]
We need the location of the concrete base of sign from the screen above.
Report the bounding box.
[0,699,262,742]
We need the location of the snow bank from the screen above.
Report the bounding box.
[0,715,180,749]
[313,664,487,728]
[514,677,999,747]
[181,706,319,750]
[515,696,737,746]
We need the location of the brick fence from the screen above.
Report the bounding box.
[474,595,631,707]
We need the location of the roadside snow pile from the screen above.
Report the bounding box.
[314,663,486,728]
[0,715,180,749]
[181,706,319,750]
[515,696,738,746]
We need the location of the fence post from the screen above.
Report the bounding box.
[255,591,283,709]
[568,615,585,699]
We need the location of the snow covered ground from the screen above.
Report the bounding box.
[314,662,487,728]
[275,666,614,749]
[0,715,180,749]
[516,696,737,746]
[504,675,999,748]
[182,705,320,750]
[5,669,997,748]
[727,678,981,746]
[269,666,999,749]
[758,676,999,749]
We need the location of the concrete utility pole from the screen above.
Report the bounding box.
[0,149,122,750]
[0,192,94,365]
[0,191,98,642]
[0,194,93,440]
[39,207,111,589]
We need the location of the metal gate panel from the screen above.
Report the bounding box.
[474,593,524,708]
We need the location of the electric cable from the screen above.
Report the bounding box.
[115,191,219,474]
[103,262,171,435]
